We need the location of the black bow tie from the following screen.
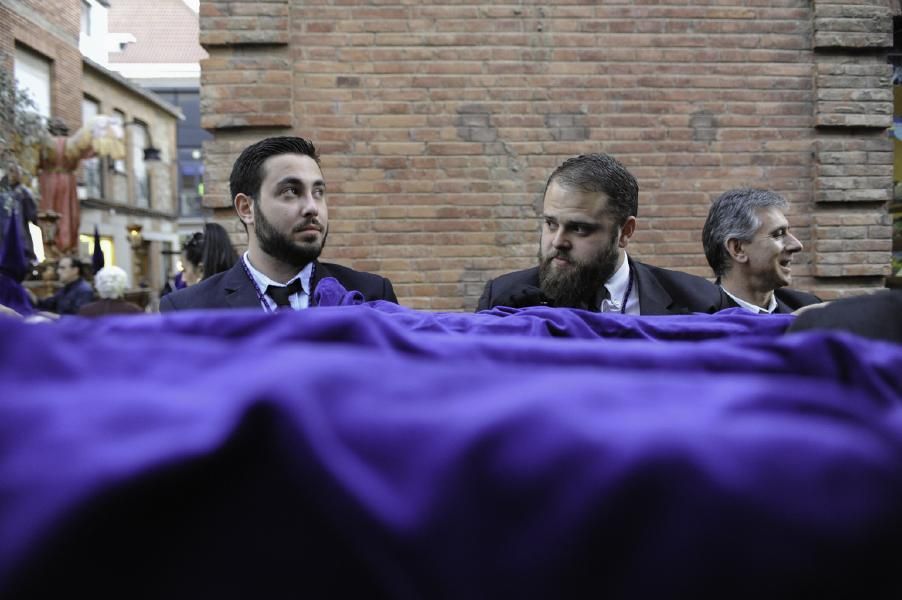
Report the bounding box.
[266,279,303,308]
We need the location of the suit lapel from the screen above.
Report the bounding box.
[308,261,326,306]
[719,288,740,311]
[773,297,793,314]
[222,262,264,309]
[631,258,674,315]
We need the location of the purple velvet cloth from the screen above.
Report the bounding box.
[1,280,901,598]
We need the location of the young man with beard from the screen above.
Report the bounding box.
[160,137,397,312]
[702,188,819,314]
[477,153,722,315]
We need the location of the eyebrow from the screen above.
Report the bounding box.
[543,215,600,229]
[275,176,326,188]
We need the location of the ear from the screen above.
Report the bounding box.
[725,238,747,264]
[235,193,254,227]
[618,216,637,249]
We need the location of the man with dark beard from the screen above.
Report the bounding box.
[160,137,396,312]
[477,153,722,315]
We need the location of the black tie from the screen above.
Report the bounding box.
[266,280,303,309]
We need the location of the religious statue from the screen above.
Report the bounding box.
[33,117,126,252]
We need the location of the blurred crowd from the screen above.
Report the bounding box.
[0,221,237,321]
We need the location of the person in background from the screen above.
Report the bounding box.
[0,195,35,316]
[0,163,38,265]
[34,256,94,315]
[787,290,902,344]
[78,265,142,316]
[477,153,722,314]
[181,223,238,287]
[702,188,820,314]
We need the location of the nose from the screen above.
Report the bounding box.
[300,192,319,218]
[551,229,570,250]
[786,232,802,253]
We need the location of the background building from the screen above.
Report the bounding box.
[199,0,899,310]
[2,0,181,303]
[102,0,212,235]
[79,57,181,293]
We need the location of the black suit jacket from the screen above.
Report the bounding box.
[718,287,821,314]
[787,290,902,344]
[476,258,723,315]
[159,261,397,312]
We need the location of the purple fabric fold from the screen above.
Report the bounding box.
[314,276,366,306]
[1,302,901,598]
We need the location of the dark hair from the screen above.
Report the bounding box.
[182,223,238,280]
[544,154,639,227]
[200,223,237,278]
[229,136,320,202]
[61,255,87,278]
[702,188,788,279]
[182,232,204,269]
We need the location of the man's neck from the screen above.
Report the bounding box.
[720,273,773,309]
[246,245,308,284]
[613,249,626,277]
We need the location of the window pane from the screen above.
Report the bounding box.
[130,122,150,207]
[179,160,205,217]
[112,110,127,174]
[80,97,102,199]
[81,1,91,36]
[14,46,51,119]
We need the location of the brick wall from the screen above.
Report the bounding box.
[810,0,895,297]
[1,0,82,131]
[200,0,898,310]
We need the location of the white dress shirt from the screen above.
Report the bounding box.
[598,253,640,315]
[720,286,777,314]
[243,252,313,311]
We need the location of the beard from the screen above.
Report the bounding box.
[538,235,621,309]
[253,201,327,269]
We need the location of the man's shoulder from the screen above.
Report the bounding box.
[317,261,397,302]
[632,260,721,313]
[319,261,387,283]
[788,290,902,343]
[775,287,821,310]
[70,279,95,302]
[633,261,715,290]
[476,267,540,311]
[159,269,232,312]
[486,267,540,288]
[74,279,94,294]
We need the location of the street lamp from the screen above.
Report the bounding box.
[126,223,143,248]
[124,120,161,163]
[126,222,147,287]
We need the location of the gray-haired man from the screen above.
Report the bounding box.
[702,188,819,314]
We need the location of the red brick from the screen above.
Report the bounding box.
[198,0,894,308]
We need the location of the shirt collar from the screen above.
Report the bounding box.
[720,286,777,314]
[242,252,312,296]
[598,252,630,311]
